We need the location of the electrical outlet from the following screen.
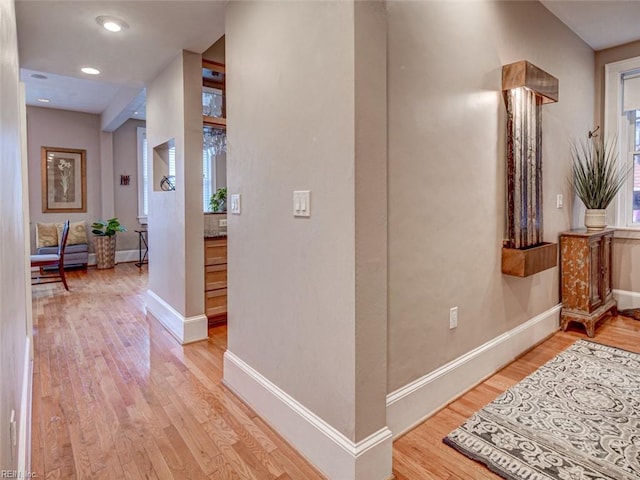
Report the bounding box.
[449,307,458,329]
[556,194,564,209]
[219,219,227,227]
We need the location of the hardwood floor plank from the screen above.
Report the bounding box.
[33,263,640,480]
[392,313,640,479]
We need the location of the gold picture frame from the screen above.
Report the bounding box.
[41,146,87,213]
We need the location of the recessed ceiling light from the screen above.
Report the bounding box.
[36,98,51,103]
[81,67,100,75]
[30,73,48,80]
[96,15,129,33]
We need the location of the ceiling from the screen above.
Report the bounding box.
[16,0,226,131]
[15,1,640,131]
[540,0,640,51]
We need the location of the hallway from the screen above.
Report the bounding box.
[30,263,640,479]
[31,264,324,479]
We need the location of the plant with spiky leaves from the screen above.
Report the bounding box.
[570,136,631,210]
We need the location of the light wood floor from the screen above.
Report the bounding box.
[392,311,640,480]
[31,263,640,479]
[31,263,325,480]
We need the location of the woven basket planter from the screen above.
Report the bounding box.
[94,235,117,269]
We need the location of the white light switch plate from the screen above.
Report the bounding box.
[219,219,227,227]
[293,190,311,217]
[230,194,241,214]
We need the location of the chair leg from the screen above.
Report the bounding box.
[59,263,69,291]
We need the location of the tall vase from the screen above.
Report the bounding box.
[94,236,117,269]
[584,209,606,231]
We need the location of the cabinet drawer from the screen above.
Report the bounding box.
[206,264,227,290]
[206,288,227,316]
[205,238,227,265]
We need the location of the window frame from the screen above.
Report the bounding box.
[604,55,640,230]
[136,126,148,224]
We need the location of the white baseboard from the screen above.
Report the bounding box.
[223,350,393,480]
[18,335,32,475]
[87,249,141,266]
[613,289,640,310]
[145,289,208,344]
[386,304,562,438]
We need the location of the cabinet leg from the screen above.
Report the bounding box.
[611,306,618,317]
[585,322,595,338]
[560,317,570,332]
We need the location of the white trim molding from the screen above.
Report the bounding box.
[18,335,32,476]
[386,304,562,438]
[223,350,393,480]
[613,289,640,310]
[145,289,208,344]
[614,228,640,240]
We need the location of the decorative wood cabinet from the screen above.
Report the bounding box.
[560,229,617,337]
[205,237,227,324]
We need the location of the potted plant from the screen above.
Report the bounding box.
[570,136,631,230]
[209,187,227,212]
[91,218,126,269]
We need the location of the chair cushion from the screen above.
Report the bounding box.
[30,254,60,262]
[36,223,59,248]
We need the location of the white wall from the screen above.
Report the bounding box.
[386,0,594,391]
[0,0,31,472]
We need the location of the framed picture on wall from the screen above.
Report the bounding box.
[41,146,87,213]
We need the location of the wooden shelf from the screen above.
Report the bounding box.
[501,242,557,277]
[203,116,226,128]
[202,59,225,74]
[203,79,225,90]
[202,59,226,129]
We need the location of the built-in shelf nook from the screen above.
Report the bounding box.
[202,59,226,130]
[501,60,559,277]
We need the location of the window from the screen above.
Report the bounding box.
[203,129,226,212]
[136,127,148,223]
[203,139,215,211]
[604,57,640,228]
[626,110,640,224]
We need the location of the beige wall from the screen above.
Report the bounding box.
[386,0,594,392]
[25,107,142,253]
[595,43,640,295]
[203,35,225,63]
[0,0,30,471]
[26,107,101,251]
[595,40,640,128]
[226,0,389,445]
[113,118,146,251]
[146,50,204,317]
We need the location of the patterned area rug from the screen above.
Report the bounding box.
[444,340,640,480]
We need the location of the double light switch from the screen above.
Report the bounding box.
[293,190,311,217]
